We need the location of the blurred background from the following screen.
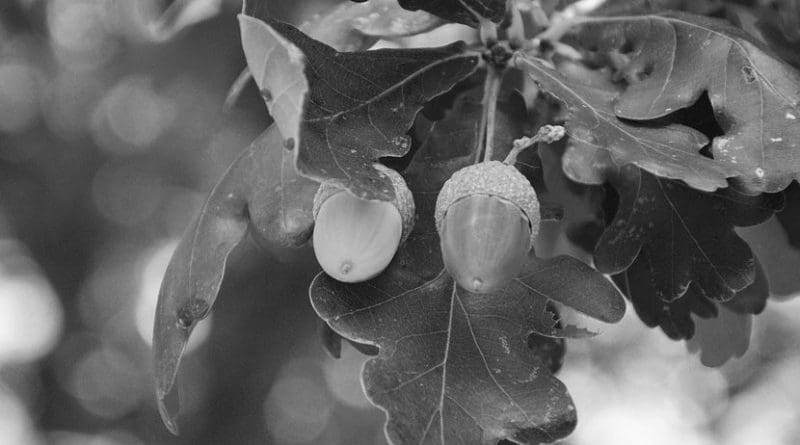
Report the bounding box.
[0,0,799,444]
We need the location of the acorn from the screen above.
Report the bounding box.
[312,165,415,283]
[435,161,540,293]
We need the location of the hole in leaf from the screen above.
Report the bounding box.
[741,65,757,83]
[673,91,725,156]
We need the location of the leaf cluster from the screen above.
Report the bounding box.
[152,0,800,443]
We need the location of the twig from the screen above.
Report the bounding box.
[475,66,504,163]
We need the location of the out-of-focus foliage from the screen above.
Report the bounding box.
[1,1,800,444]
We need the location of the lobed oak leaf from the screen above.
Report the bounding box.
[596,165,781,303]
[616,258,768,342]
[241,4,481,201]
[515,53,736,192]
[573,11,800,193]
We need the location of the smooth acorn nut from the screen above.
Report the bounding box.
[435,161,540,294]
[312,165,415,283]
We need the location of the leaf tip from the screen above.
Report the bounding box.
[156,385,181,436]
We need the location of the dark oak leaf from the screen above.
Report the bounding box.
[616,272,712,340]
[597,165,781,305]
[241,6,481,200]
[683,258,768,366]
[153,126,317,434]
[515,53,736,192]
[311,266,580,445]
[574,11,800,193]
[615,258,768,342]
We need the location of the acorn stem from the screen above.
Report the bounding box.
[503,124,566,165]
[476,65,504,164]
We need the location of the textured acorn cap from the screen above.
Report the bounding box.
[435,161,540,246]
[313,164,415,243]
